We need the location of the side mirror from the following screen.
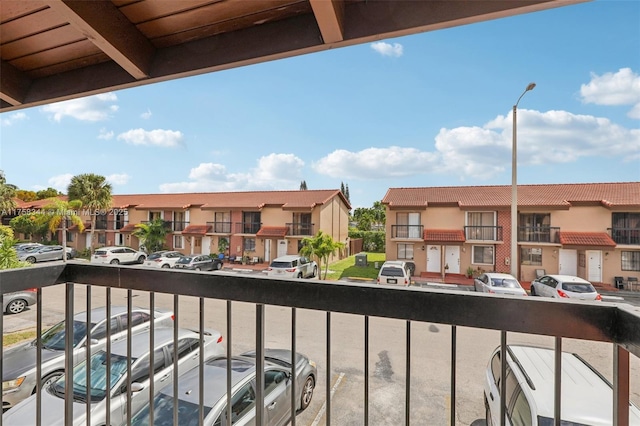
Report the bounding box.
[130,382,145,393]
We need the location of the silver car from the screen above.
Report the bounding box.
[1,306,174,410]
[17,245,65,263]
[474,273,527,296]
[2,288,37,314]
[128,349,317,426]
[173,254,223,271]
[3,327,225,426]
[530,274,602,301]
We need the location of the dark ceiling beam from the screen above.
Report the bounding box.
[309,0,345,43]
[0,60,31,106]
[44,0,155,80]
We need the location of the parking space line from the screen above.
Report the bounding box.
[310,372,346,426]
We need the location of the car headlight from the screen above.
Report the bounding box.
[308,360,317,369]
[3,377,26,391]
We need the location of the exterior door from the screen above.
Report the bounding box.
[587,250,602,283]
[426,245,441,273]
[277,239,287,257]
[265,239,272,262]
[559,249,577,276]
[445,246,460,274]
[202,237,211,255]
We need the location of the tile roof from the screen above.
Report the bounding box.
[182,225,212,235]
[119,224,138,233]
[382,182,640,208]
[423,229,466,242]
[558,232,616,247]
[256,226,289,237]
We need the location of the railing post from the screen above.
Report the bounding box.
[256,304,265,425]
[613,345,630,426]
[554,337,562,426]
[450,325,456,426]
[64,283,74,426]
[500,331,506,426]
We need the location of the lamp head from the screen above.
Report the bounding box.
[526,82,536,91]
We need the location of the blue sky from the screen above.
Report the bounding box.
[1,0,639,209]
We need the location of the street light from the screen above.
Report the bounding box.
[511,82,536,278]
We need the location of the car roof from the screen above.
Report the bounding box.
[506,345,640,423]
[485,273,518,279]
[72,306,149,323]
[272,255,304,261]
[108,328,192,358]
[382,261,406,266]
[544,275,591,284]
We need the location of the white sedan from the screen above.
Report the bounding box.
[530,274,602,301]
[143,250,184,268]
[474,273,527,296]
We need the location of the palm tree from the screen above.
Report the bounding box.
[0,170,17,215]
[0,225,30,269]
[300,230,345,280]
[132,218,169,254]
[67,174,112,253]
[43,198,85,262]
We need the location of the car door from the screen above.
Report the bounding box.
[536,276,551,297]
[299,257,309,277]
[122,248,136,263]
[264,369,290,426]
[214,381,257,426]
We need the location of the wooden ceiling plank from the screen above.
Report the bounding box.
[11,40,103,73]
[0,8,64,43]
[44,0,155,80]
[1,25,86,61]
[309,0,344,43]
[119,0,225,23]
[0,1,47,22]
[0,60,32,105]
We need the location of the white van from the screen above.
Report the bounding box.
[484,344,640,425]
[377,261,412,286]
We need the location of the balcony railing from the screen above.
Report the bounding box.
[464,225,503,241]
[235,221,261,234]
[172,221,189,232]
[518,226,560,243]
[141,220,172,230]
[391,224,424,239]
[91,220,129,231]
[609,227,640,245]
[206,221,232,234]
[1,264,639,425]
[286,222,314,236]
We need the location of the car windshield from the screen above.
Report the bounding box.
[538,416,589,426]
[53,351,131,402]
[147,252,166,260]
[176,256,193,264]
[491,278,520,288]
[381,267,404,277]
[561,282,596,293]
[130,391,213,425]
[95,250,107,255]
[270,261,293,268]
[40,320,94,350]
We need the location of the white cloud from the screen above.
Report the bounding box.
[371,42,403,57]
[580,68,640,119]
[41,93,118,122]
[47,173,74,192]
[117,129,184,147]
[106,173,130,185]
[0,112,27,126]
[140,109,152,119]
[98,128,114,140]
[159,154,305,193]
[314,109,640,181]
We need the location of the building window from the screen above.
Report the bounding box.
[173,211,186,231]
[622,251,640,271]
[466,212,496,240]
[397,244,414,260]
[396,212,421,238]
[242,212,261,234]
[98,233,106,245]
[194,238,201,249]
[66,231,74,242]
[149,211,162,221]
[174,235,183,249]
[520,247,542,265]
[472,245,494,265]
[244,238,256,252]
[214,211,231,233]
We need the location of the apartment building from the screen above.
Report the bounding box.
[13,189,351,264]
[381,182,640,285]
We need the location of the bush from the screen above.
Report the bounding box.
[348,230,385,252]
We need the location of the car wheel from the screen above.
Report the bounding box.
[41,371,64,390]
[312,265,318,278]
[195,267,201,271]
[137,256,145,264]
[299,375,315,411]
[297,272,303,279]
[161,264,170,269]
[530,285,537,296]
[5,299,27,314]
[25,256,36,263]
[215,262,223,270]
[110,259,120,265]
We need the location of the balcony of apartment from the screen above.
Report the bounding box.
[171,221,189,232]
[286,222,315,236]
[609,227,640,245]
[390,224,424,239]
[464,225,503,241]
[206,221,233,234]
[235,221,261,235]
[92,220,129,231]
[1,263,639,425]
[141,220,173,230]
[517,226,560,243]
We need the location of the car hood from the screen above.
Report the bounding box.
[2,342,63,380]
[2,386,90,426]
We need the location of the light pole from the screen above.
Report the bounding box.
[511,82,536,278]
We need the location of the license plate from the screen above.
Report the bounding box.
[388,279,397,284]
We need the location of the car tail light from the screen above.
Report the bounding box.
[154,259,162,262]
[488,289,495,293]
[26,288,37,292]
[267,267,272,271]
[171,314,175,321]
[595,294,602,301]
[217,335,223,344]
[557,289,569,298]
[286,268,296,272]
[404,278,408,285]
[376,277,380,283]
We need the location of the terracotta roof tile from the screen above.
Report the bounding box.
[119,224,138,233]
[423,229,466,242]
[382,182,640,208]
[256,226,289,237]
[558,231,616,247]
[182,225,212,235]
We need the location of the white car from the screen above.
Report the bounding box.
[484,344,640,425]
[91,246,147,265]
[530,274,602,301]
[143,250,183,268]
[266,255,318,279]
[377,261,412,286]
[3,327,225,426]
[474,272,527,296]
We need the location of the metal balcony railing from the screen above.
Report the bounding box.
[206,221,232,234]
[391,225,424,239]
[517,226,560,243]
[172,221,189,232]
[285,222,314,236]
[1,264,639,426]
[91,220,129,231]
[464,225,503,241]
[235,222,261,234]
[609,227,640,245]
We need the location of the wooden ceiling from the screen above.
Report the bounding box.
[1,0,586,112]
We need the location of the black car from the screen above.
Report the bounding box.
[173,254,222,271]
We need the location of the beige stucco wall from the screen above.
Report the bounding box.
[550,206,610,231]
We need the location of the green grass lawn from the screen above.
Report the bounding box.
[323,252,386,281]
[3,329,36,347]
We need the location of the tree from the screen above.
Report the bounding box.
[132,218,169,254]
[352,201,386,231]
[16,190,37,202]
[0,170,17,214]
[10,213,49,240]
[345,184,350,203]
[36,187,62,200]
[299,180,308,190]
[43,198,85,261]
[67,173,113,252]
[0,225,30,269]
[300,230,345,280]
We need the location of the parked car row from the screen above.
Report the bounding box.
[13,243,76,263]
[474,272,602,301]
